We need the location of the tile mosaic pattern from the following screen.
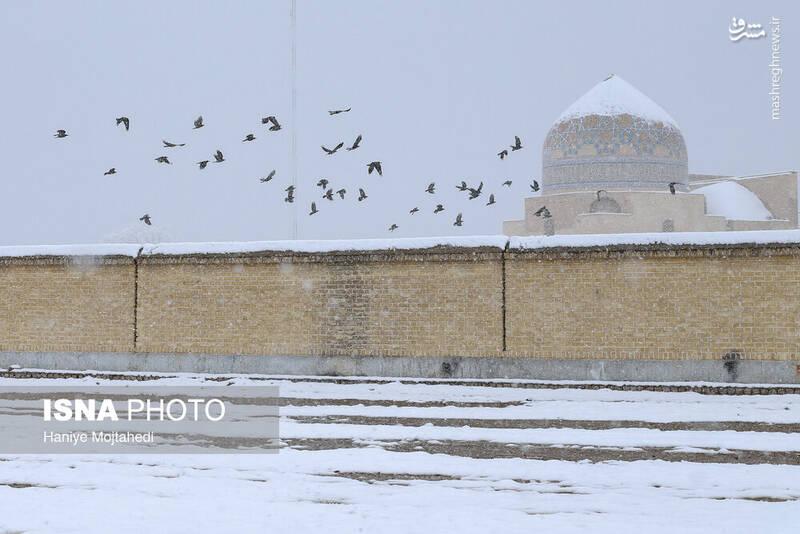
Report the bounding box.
[544,113,687,161]
[542,113,688,191]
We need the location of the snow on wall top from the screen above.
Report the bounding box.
[692,181,774,221]
[0,236,507,258]
[509,229,800,250]
[3,230,800,259]
[142,236,509,255]
[554,75,680,128]
[0,243,143,259]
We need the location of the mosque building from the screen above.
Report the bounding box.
[503,75,797,236]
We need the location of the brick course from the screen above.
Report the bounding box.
[136,249,504,357]
[1,244,798,361]
[0,256,135,353]
[505,245,800,360]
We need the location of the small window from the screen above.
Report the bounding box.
[589,197,622,213]
[662,219,674,232]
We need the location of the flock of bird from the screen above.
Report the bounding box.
[379,132,538,231]
[54,109,542,232]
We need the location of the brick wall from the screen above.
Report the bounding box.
[136,248,504,357]
[1,243,798,361]
[505,245,800,360]
[0,256,135,352]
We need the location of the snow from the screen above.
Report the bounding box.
[0,243,142,258]
[693,181,774,221]
[1,450,798,534]
[3,228,800,259]
[141,235,509,255]
[0,374,799,533]
[279,421,800,452]
[281,400,800,424]
[103,222,175,245]
[509,229,800,250]
[6,372,800,413]
[554,75,680,128]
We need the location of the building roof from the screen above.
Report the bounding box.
[693,181,774,221]
[542,75,688,193]
[554,75,679,128]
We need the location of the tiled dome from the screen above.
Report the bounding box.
[542,75,688,193]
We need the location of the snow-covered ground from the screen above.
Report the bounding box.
[1,374,799,533]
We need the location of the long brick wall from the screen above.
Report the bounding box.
[1,240,799,362]
[136,248,503,357]
[505,246,800,361]
[0,255,136,353]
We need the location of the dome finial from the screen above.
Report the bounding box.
[604,73,614,81]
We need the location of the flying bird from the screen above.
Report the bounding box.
[357,188,367,201]
[155,156,171,164]
[389,224,398,232]
[346,134,362,151]
[316,178,329,189]
[54,129,68,138]
[534,206,551,218]
[336,188,346,199]
[139,214,151,225]
[193,116,204,129]
[242,134,256,142]
[468,182,484,199]
[530,180,540,192]
[213,150,225,163]
[260,170,276,182]
[116,117,130,131]
[323,189,334,201]
[409,207,419,215]
[367,161,382,176]
[285,186,295,203]
[434,204,444,214]
[285,185,296,193]
[321,142,344,155]
[262,116,281,131]
[486,194,495,205]
[510,136,523,151]
[104,168,116,176]
[425,182,435,194]
[162,139,185,147]
[329,107,351,115]
[454,213,463,226]
[498,149,508,160]
[456,181,468,191]
[668,182,678,195]
[309,202,319,215]
[197,160,209,169]
[502,180,512,187]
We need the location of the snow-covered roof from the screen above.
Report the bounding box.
[554,75,679,128]
[3,230,800,259]
[692,181,773,221]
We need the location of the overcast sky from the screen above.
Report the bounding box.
[0,0,796,245]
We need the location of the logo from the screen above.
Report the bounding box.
[729,17,766,41]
